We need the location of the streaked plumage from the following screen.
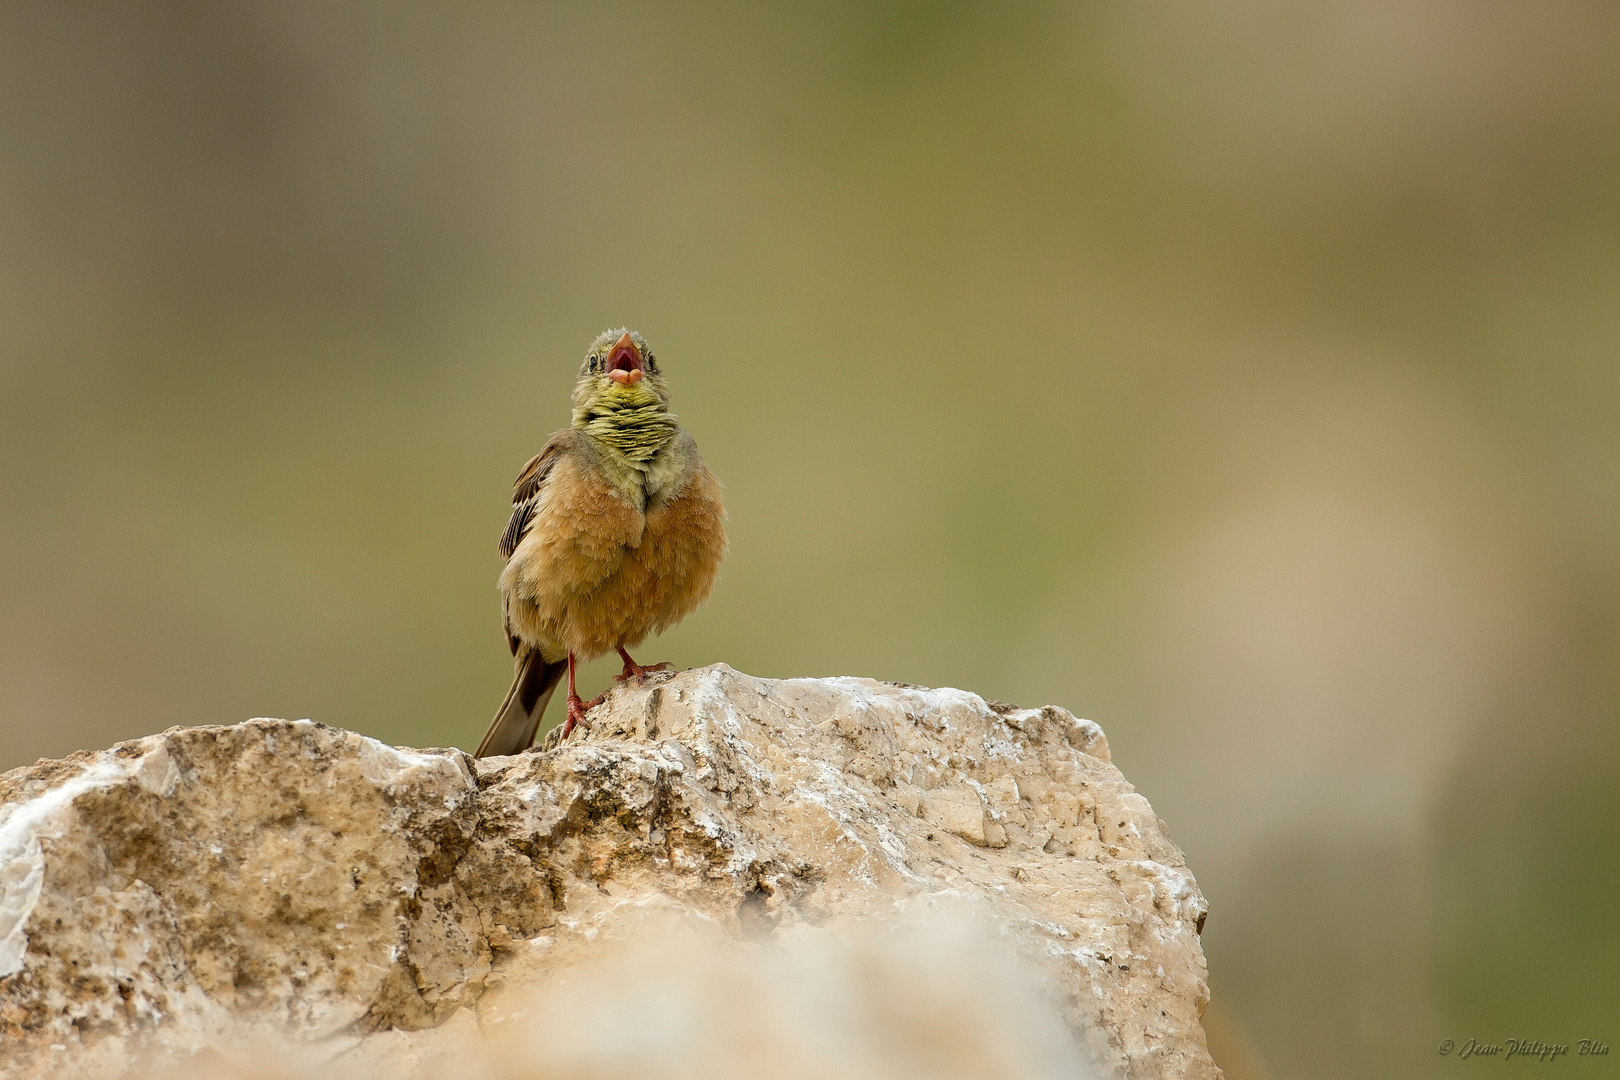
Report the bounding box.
[476,329,727,758]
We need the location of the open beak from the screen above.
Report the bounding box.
[606,332,644,385]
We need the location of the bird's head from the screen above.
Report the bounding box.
[572,328,671,419]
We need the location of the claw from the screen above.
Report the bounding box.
[560,690,604,741]
[614,646,675,683]
[613,661,673,683]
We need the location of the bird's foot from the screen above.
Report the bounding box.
[613,648,675,684]
[612,661,673,684]
[559,691,605,740]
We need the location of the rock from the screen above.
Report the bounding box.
[0,666,1216,1079]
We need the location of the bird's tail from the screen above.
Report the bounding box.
[476,651,568,758]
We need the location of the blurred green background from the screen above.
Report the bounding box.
[2,2,1618,1076]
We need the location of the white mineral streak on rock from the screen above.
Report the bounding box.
[0,666,1216,1080]
[0,750,166,977]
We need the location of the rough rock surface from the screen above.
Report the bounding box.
[0,666,1216,1079]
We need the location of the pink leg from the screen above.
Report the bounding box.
[560,652,604,740]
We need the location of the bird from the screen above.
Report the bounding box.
[474,328,728,758]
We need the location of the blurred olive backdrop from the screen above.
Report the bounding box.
[3,2,1619,1076]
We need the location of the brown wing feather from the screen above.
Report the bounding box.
[497,432,572,560]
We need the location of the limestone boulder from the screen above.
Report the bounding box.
[0,666,1216,1079]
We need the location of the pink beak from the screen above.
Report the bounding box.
[606,332,644,385]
